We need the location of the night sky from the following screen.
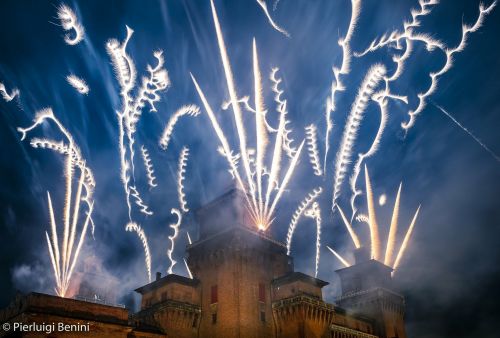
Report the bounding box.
[1,1,500,337]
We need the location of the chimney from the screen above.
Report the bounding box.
[156,272,161,281]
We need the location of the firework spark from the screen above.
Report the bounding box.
[326,245,351,268]
[167,208,182,275]
[177,147,190,213]
[332,64,386,213]
[286,187,322,255]
[356,0,496,131]
[57,4,85,45]
[393,206,421,272]
[192,1,305,230]
[126,222,152,282]
[384,183,402,266]
[18,108,95,297]
[0,82,20,102]
[305,124,323,176]
[66,75,89,95]
[256,0,290,37]
[140,145,157,189]
[304,202,322,277]
[159,105,200,151]
[435,104,500,163]
[324,0,361,173]
[337,204,361,249]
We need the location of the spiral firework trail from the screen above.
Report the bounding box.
[57,3,85,45]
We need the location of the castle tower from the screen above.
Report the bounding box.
[187,188,293,338]
[335,248,406,338]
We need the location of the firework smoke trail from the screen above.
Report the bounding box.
[167,208,182,275]
[349,96,389,221]
[126,222,151,281]
[255,0,290,37]
[177,147,190,213]
[66,75,89,95]
[384,183,402,266]
[140,145,157,189]
[324,0,361,173]
[336,204,361,249]
[286,187,322,255]
[305,124,323,176]
[332,64,386,212]
[18,108,95,296]
[435,104,500,162]
[364,165,381,260]
[326,245,350,268]
[159,105,201,151]
[304,202,322,277]
[0,82,20,102]
[393,206,421,272]
[57,4,85,45]
[210,0,258,216]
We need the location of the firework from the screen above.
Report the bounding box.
[255,0,290,37]
[337,204,361,249]
[18,108,95,297]
[332,65,386,213]
[326,245,350,268]
[393,206,421,272]
[177,147,190,213]
[159,105,200,151]
[0,82,19,102]
[140,145,157,189]
[57,4,85,45]
[304,202,322,277]
[384,183,402,266]
[305,124,323,176]
[324,0,361,173]
[126,222,152,282]
[286,187,322,255]
[167,209,182,275]
[192,1,305,230]
[66,75,89,95]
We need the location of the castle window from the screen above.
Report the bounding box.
[212,312,217,324]
[260,310,266,323]
[258,283,266,303]
[211,285,218,304]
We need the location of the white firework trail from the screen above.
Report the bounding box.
[140,145,157,188]
[384,183,402,266]
[349,95,388,221]
[324,0,361,173]
[336,204,361,249]
[159,105,200,151]
[0,82,20,102]
[66,74,89,95]
[193,1,305,230]
[57,4,85,45]
[256,0,290,37]
[167,208,182,275]
[305,124,323,176]
[184,258,193,279]
[326,245,351,268]
[332,64,386,212]
[126,222,152,282]
[18,108,95,297]
[364,165,381,260]
[355,0,496,131]
[393,205,421,273]
[177,147,190,213]
[304,202,322,277]
[286,187,322,255]
[186,231,192,245]
[435,104,500,163]
[107,26,170,280]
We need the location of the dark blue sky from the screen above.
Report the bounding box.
[1,1,499,336]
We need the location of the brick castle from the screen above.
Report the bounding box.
[0,188,407,337]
